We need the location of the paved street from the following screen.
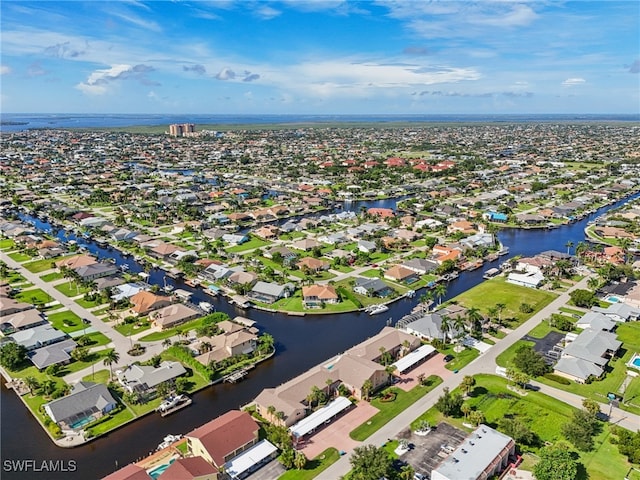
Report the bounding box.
[1,251,173,381]
[319,274,640,479]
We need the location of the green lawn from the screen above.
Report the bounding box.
[410,374,634,480]
[23,257,66,273]
[54,282,91,297]
[114,320,152,337]
[57,349,115,376]
[75,296,108,308]
[15,288,53,305]
[86,407,135,437]
[8,252,32,262]
[278,448,341,480]
[448,276,558,328]
[47,310,85,333]
[350,375,443,441]
[136,314,207,341]
[40,271,64,282]
[438,345,480,372]
[226,237,271,253]
[82,369,111,383]
[83,331,112,347]
[1,270,27,284]
[0,239,16,250]
[495,339,536,368]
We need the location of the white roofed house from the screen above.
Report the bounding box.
[431,424,515,480]
[116,361,187,394]
[248,281,295,304]
[554,329,622,383]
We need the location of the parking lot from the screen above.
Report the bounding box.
[395,422,468,477]
[395,352,454,392]
[521,331,564,363]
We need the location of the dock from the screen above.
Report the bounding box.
[223,367,253,383]
[156,397,192,417]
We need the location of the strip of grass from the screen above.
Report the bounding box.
[0,239,16,250]
[495,339,535,368]
[47,310,85,333]
[54,282,91,297]
[86,407,135,437]
[40,272,64,282]
[350,375,443,441]
[442,346,480,372]
[23,257,66,273]
[226,237,271,253]
[75,297,108,308]
[278,448,341,480]
[83,331,112,347]
[81,369,111,383]
[1,271,27,284]
[8,252,32,262]
[15,288,53,305]
[114,321,152,337]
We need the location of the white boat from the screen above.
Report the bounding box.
[156,433,183,450]
[199,302,213,313]
[369,304,389,315]
[404,290,416,298]
[497,247,510,256]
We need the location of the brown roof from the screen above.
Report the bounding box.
[158,457,218,480]
[102,463,151,480]
[130,291,173,314]
[187,410,258,466]
[55,254,97,269]
[302,284,338,300]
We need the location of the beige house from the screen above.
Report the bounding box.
[302,284,339,308]
[253,327,420,427]
[129,291,173,315]
[195,324,258,367]
[151,303,201,330]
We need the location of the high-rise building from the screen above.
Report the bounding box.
[169,123,196,137]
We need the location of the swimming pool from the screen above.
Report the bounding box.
[606,295,621,303]
[148,458,175,479]
[70,416,93,429]
[628,353,640,370]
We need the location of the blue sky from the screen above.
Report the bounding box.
[1,1,638,114]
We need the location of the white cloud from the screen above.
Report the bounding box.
[254,6,281,19]
[562,77,586,87]
[76,64,158,95]
[0,65,12,75]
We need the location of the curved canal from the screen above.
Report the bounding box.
[2,191,639,479]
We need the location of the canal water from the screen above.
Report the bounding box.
[2,191,639,479]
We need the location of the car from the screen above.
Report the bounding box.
[82,318,91,324]
[443,354,454,362]
[372,263,379,267]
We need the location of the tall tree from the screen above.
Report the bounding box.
[434,283,447,305]
[349,444,393,480]
[533,442,578,480]
[103,349,120,380]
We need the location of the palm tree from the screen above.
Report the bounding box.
[293,451,307,470]
[453,315,466,339]
[267,404,276,419]
[361,379,373,401]
[486,306,498,330]
[420,291,434,312]
[461,375,476,396]
[495,303,506,327]
[103,350,120,380]
[565,240,574,255]
[434,283,447,305]
[24,376,40,396]
[461,403,471,419]
[575,241,588,260]
[162,338,172,349]
[466,306,484,333]
[587,276,600,291]
[440,315,451,343]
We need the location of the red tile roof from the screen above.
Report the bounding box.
[158,457,218,480]
[187,410,258,466]
[102,463,151,480]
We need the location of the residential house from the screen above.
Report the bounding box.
[102,464,151,480]
[399,311,462,342]
[248,281,294,304]
[506,270,545,288]
[148,243,183,261]
[367,208,394,218]
[150,303,201,330]
[55,254,98,270]
[9,324,67,351]
[575,312,617,332]
[117,361,187,394]
[383,265,419,283]
[353,277,393,297]
[194,325,258,367]
[186,410,260,468]
[43,381,117,430]
[129,291,173,316]
[591,302,640,322]
[29,339,77,370]
[222,233,248,245]
[447,220,477,235]
[0,307,47,333]
[157,457,218,480]
[227,270,259,288]
[302,284,339,308]
[296,257,329,272]
[73,263,119,282]
[253,225,279,240]
[460,233,494,250]
[357,240,377,253]
[402,258,438,275]
[554,329,621,383]
[290,238,322,251]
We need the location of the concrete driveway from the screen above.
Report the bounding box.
[296,401,379,459]
[395,352,454,392]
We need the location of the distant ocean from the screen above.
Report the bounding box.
[1,113,639,133]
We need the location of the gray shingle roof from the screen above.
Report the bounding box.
[44,382,117,424]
